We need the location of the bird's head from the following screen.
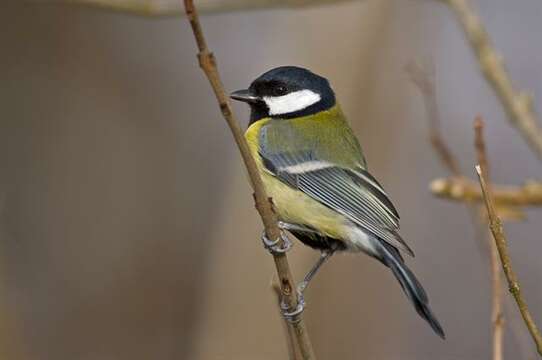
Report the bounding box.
[230,66,336,123]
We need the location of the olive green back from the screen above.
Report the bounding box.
[259,105,366,169]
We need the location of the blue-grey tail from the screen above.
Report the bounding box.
[379,242,445,339]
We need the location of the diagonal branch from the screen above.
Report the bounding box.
[272,282,301,360]
[405,62,461,176]
[476,165,542,356]
[474,119,504,360]
[442,0,542,160]
[182,1,315,359]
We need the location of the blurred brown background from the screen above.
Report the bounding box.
[2,1,542,359]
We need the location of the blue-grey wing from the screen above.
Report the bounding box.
[260,150,414,256]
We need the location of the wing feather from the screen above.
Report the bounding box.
[260,150,414,256]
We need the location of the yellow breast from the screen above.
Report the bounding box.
[244,119,349,239]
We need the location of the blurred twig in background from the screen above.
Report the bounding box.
[182,1,316,359]
[406,63,506,360]
[405,62,487,239]
[405,63,461,176]
[442,0,542,160]
[430,178,542,208]
[411,2,542,351]
[406,54,542,218]
[406,62,540,360]
[43,0,356,16]
[476,163,542,356]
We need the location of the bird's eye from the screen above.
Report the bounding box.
[274,85,288,96]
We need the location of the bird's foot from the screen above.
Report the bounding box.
[278,251,334,322]
[280,290,305,323]
[261,231,292,254]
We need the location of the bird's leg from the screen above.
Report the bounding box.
[281,248,335,323]
[297,249,335,295]
[261,230,292,254]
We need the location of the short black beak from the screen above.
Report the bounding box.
[230,89,259,104]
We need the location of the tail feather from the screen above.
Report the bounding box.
[379,242,445,339]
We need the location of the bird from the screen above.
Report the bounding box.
[230,66,445,339]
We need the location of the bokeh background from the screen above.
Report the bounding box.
[2,1,542,359]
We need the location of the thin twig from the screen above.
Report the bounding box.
[182,2,316,359]
[272,281,300,360]
[443,0,542,160]
[474,118,489,181]
[489,231,505,360]
[474,118,504,360]
[504,296,537,360]
[476,164,542,356]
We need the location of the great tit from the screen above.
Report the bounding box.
[230,66,445,339]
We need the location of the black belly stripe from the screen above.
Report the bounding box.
[289,230,347,252]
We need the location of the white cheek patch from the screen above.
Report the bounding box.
[263,89,321,116]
